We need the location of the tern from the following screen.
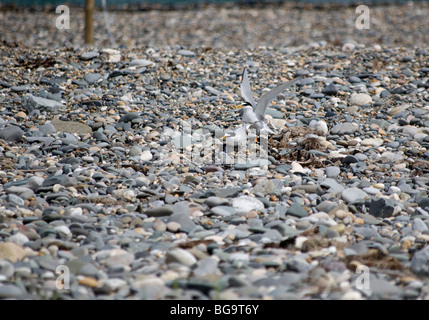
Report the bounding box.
[237,68,301,133]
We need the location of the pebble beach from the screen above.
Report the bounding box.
[0,1,429,300]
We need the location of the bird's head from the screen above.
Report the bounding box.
[232,102,252,114]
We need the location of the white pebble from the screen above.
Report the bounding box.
[55,225,72,238]
[389,186,401,194]
[341,290,363,300]
[140,150,153,162]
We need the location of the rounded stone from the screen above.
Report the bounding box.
[350,93,372,106]
[341,188,369,204]
[0,259,14,278]
[166,248,197,266]
[0,126,24,142]
[0,285,24,299]
[84,73,102,84]
[326,166,341,178]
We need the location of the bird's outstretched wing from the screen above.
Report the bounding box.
[254,76,302,121]
[240,68,257,108]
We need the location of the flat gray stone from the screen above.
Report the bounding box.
[207,187,241,198]
[330,122,359,135]
[411,246,429,276]
[370,278,401,298]
[209,206,237,217]
[6,186,34,200]
[204,196,229,208]
[341,188,368,204]
[193,258,218,278]
[25,176,44,190]
[316,201,339,213]
[11,85,30,92]
[0,284,24,298]
[168,204,196,232]
[21,94,65,113]
[252,180,278,196]
[287,203,309,218]
[320,178,345,195]
[353,227,380,240]
[79,263,99,277]
[7,194,25,206]
[272,223,301,237]
[412,218,429,232]
[84,73,102,84]
[38,122,57,135]
[81,51,99,60]
[129,59,153,67]
[355,213,382,225]
[178,49,196,57]
[261,229,283,241]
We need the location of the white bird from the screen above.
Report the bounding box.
[238,68,301,133]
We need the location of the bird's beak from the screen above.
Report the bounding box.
[232,105,244,110]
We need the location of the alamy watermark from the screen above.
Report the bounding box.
[55,4,371,31]
[355,264,370,291]
[56,5,70,30]
[56,265,70,290]
[355,5,370,30]
[165,127,269,167]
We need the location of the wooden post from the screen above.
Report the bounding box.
[85,0,95,44]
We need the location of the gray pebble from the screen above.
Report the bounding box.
[0,284,24,299]
[0,260,14,278]
[21,94,65,113]
[84,73,102,84]
[209,206,236,217]
[341,188,368,204]
[369,198,395,218]
[330,123,359,135]
[193,258,219,278]
[286,203,309,218]
[178,49,196,57]
[412,218,428,232]
[166,248,196,266]
[81,51,99,60]
[145,207,174,217]
[0,126,24,142]
[204,196,229,208]
[325,166,341,178]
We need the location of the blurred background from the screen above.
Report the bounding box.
[0,0,428,49]
[0,0,425,6]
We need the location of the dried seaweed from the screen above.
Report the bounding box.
[16,55,56,69]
